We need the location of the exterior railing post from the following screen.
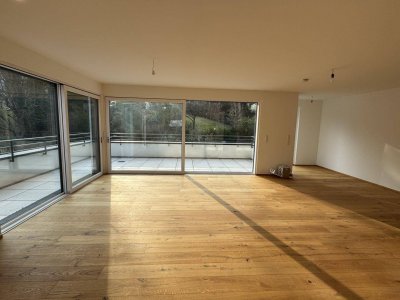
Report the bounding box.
[43,140,47,155]
[9,139,15,162]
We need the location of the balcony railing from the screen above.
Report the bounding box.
[0,132,255,161]
[110,133,255,145]
[0,133,91,161]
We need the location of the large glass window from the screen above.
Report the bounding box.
[185,100,257,173]
[108,99,257,174]
[109,100,183,172]
[67,91,101,186]
[0,67,63,225]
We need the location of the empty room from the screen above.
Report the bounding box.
[0,0,399,299]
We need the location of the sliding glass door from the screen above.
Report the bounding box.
[0,66,103,234]
[185,100,257,173]
[108,99,183,172]
[66,91,101,187]
[108,98,258,174]
[0,66,63,226]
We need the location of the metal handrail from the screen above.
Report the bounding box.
[0,133,89,142]
[110,133,254,144]
[1,132,255,161]
[0,133,91,161]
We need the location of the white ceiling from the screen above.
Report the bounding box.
[1,0,400,99]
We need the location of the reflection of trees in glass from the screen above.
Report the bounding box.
[110,101,145,134]
[67,93,99,146]
[109,101,182,141]
[68,99,90,134]
[186,101,209,132]
[109,100,257,143]
[0,67,57,140]
[186,101,257,142]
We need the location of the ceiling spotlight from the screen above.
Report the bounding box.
[330,69,335,83]
[152,58,156,76]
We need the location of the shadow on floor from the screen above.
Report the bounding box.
[187,175,364,300]
[266,166,400,230]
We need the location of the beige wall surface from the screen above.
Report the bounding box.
[294,99,322,165]
[103,84,299,174]
[0,36,101,94]
[317,88,400,191]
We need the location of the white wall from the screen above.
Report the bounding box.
[103,84,299,174]
[0,36,101,94]
[294,99,322,165]
[111,143,253,159]
[317,88,400,191]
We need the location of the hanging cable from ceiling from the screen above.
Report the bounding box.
[330,69,335,83]
[152,58,156,76]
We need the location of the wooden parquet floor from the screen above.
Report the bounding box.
[0,166,399,299]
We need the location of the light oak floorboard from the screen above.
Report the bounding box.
[0,166,399,299]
